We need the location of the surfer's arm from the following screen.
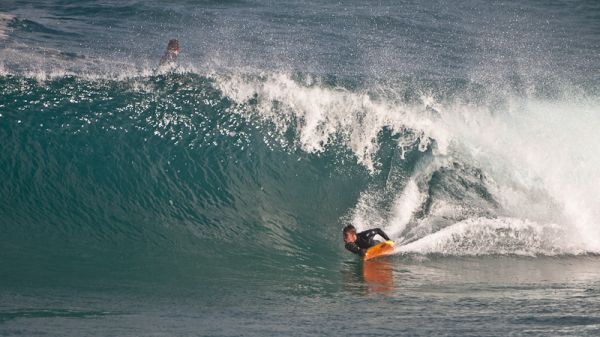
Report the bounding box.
[375,228,391,241]
[361,228,391,241]
[345,242,366,256]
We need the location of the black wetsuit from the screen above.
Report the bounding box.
[159,50,178,67]
[345,228,391,256]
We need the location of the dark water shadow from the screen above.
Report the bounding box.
[0,308,122,324]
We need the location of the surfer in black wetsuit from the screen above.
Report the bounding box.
[343,225,391,257]
[158,39,180,69]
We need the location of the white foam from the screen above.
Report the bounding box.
[396,217,584,256]
[438,96,600,253]
[386,179,424,240]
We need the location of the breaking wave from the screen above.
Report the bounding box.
[1,66,599,266]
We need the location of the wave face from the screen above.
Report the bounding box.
[1,0,600,284]
[2,71,599,266]
[0,74,373,272]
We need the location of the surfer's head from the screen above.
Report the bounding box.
[342,225,357,243]
[167,39,180,54]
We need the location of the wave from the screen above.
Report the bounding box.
[1,67,599,263]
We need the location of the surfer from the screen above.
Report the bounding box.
[158,39,180,69]
[343,225,391,256]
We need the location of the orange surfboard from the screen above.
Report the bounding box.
[363,240,395,261]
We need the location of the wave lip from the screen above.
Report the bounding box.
[215,72,441,173]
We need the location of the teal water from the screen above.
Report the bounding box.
[2,256,600,336]
[1,1,600,336]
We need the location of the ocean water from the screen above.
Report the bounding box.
[1,0,600,336]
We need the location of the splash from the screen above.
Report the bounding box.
[396,217,582,256]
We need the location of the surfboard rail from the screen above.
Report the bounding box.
[363,240,395,261]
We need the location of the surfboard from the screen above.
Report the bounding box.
[363,240,395,261]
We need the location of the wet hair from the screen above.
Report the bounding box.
[167,39,180,52]
[342,225,356,236]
